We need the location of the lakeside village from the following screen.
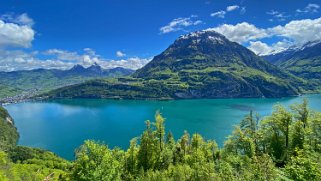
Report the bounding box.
[0,89,39,106]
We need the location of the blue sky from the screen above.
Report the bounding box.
[0,0,321,71]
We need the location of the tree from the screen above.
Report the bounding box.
[71,140,122,181]
[137,120,156,171]
[154,112,165,152]
[291,99,309,129]
[180,130,190,158]
[261,105,292,165]
[125,138,138,176]
[305,112,321,152]
[166,131,175,150]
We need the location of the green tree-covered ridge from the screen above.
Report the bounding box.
[1,100,321,180]
[44,31,319,100]
[263,40,321,85]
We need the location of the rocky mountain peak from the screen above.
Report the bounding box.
[176,30,227,45]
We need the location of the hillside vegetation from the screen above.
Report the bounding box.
[45,31,319,100]
[263,41,321,86]
[1,100,321,180]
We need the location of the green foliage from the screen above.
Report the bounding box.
[2,100,321,180]
[284,149,321,181]
[71,140,123,181]
[0,149,69,181]
[0,106,19,151]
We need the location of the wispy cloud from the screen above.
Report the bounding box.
[160,15,202,34]
[211,5,245,18]
[211,11,226,18]
[226,5,239,12]
[240,7,246,14]
[267,10,289,22]
[297,3,320,13]
[116,51,126,57]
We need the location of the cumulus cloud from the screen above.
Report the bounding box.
[248,39,294,55]
[208,17,321,55]
[160,15,202,34]
[209,22,268,43]
[226,5,239,12]
[211,11,226,18]
[0,47,151,71]
[0,13,34,26]
[44,49,83,62]
[116,51,126,57]
[0,49,74,71]
[297,3,320,13]
[100,57,151,70]
[269,17,321,45]
[248,41,273,55]
[0,19,35,48]
[0,13,150,71]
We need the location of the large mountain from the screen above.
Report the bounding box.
[0,64,134,100]
[263,40,321,81]
[43,30,313,100]
[133,30,305,98]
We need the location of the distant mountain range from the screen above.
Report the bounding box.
[263,40,321,81]
[0,64,134,99]
[43,30,320,100]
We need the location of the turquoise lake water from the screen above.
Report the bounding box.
[5,94,321,160]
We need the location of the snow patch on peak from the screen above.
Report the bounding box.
[178,30,225,44]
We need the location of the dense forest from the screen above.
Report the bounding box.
[0,100,321,180]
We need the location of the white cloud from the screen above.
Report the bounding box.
[0,47,151,71]
[297,3,320,13]
[226,5,239,12]
[0,19,35,48]
[100,57,151,70]
[160,15,202,34]
[269,17,321,45]
[211,11,226,18]
[209,22,268,43]
[208,17,321,55]
[0,13,34,26]
[211,5,245,18]
[44,49,82,61]
[248,41,273,55]
[0,13,151,71]
[266,10,289,22]
[248,40,290,55]
[116,51,126,57]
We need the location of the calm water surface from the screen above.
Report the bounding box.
[5,94,321,160]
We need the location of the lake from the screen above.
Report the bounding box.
[5,94,321,160]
